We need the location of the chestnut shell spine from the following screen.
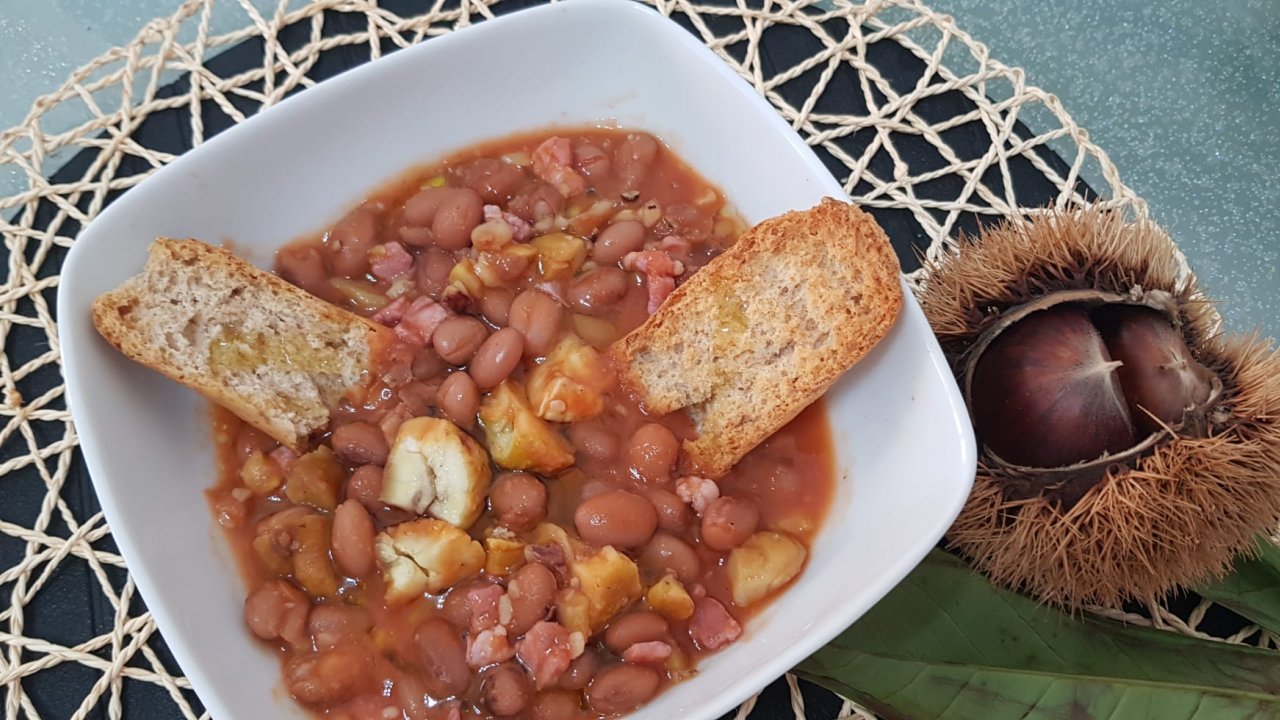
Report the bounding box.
[919,208,1280,608]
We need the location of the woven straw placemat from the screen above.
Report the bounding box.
[0,0,1239,718]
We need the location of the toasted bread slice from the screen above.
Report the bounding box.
[92,238,393,450]
[611,198,903,477]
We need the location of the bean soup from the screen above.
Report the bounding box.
[206,128,836,719]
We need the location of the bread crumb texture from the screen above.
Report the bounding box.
[612,198,902,476]
[92,238,382,448]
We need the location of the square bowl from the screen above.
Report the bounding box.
[58,1,977,718]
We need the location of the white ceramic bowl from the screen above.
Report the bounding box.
[59,1,976,718]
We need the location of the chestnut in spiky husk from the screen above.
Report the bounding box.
[919,208,1280,608]
[970,303,1138,471]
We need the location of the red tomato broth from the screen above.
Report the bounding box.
[205,128,836,719]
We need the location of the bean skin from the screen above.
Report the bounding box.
[417,247,455,299]
[568,266,628,315]
[331,499,376,577]
[307,603,372,651]
[644,487,691,532]
[615,133,659,191]
[469,328,524,390]
[432,188,484,250]
[508,289,564,357]
[568,422,619,461]
[345,464,383,512]
[438,371,480,427]
[603,612,669,655]
[574,490,657,549]
[483,663,533,717]
[412,345,448,381]
[328,208,378,277]
[286,644,372,706]
[507,562,557,636]
[575,143,611,181]
[433,316,489,366]
[235,423,277,460]
[330,421,389,466]
[700,496,760,551]
[490,472,548,533]
[627,423,679,483]
[441,580,489,630]
[586,664,661,714]
[459,158,527,203]
[277,245,339,303]
[559,651,599,691]
[479,287,515,327]
[592,220,646,265]
[244,579,310,646]
[639,532,701,584]
[527,690,587,720]
[403,187,447,226]
[414,618,471,697]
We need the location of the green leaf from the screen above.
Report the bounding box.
[795,551,1280,720]
[1196,538,1280,638]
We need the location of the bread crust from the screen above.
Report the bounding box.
[92,238,392,450]
[610,198,903,477]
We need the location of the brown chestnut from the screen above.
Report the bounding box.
[969,300,1219,470]
[1092,305,1216,437]
[969,304,1135,468]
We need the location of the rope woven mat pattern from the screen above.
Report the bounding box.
[0,0,1232,717]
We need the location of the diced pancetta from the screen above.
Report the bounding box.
[622,641,673,664]
[623,249,685,314]
[394,297,451,345]
[369,241,414,281]
[524,544,569,586]
[532,137,588,198]
[467,584,506,634]
[688,597,741,651]
[269,446,299,473]
[371,296,409,326]
[515,621,574,689]
[659,235,691,263]
[484,204,534,243]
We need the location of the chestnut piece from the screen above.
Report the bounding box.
[969,305,1135,468]
[1092,305,1216,437]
